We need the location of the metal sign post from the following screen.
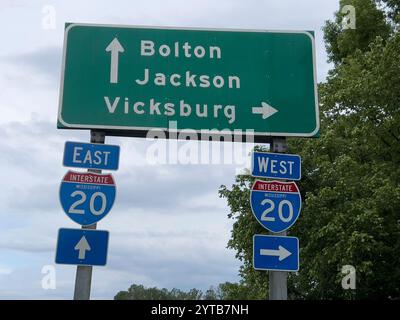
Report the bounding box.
[73,130,105,300]
[268,230,288,300]
[269,137,288,300]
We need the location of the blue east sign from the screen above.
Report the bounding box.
[253,234,299,272]
[63,141,120,170]
[251,151,301,180]
[55,228,109,266]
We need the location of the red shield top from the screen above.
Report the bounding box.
[63,171,115,185]
[252,180,299,193]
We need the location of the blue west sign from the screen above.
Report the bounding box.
[55,228,109,266]
[250,180,301,233]
[59,171,116,226]
[63,141,120,170]
[251,151,301,180]
[253,234,299,272]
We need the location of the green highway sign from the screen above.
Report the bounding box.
[58,23,319,140]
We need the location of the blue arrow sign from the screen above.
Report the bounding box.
[251,151,301,180]
[59,171,116,226]
[63,141,120,170]
[253,235,299,272]
[250,180,301,233]
[55,228,109,266]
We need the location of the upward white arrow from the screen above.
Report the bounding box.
[252,102,278,119]
[74,236,91,260]
[105,38,125,84]
[260,245,292,261]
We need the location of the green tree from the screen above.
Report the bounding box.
[378,0,400,23]
[217,282,266,300]
[219,0,400,299]
[323,0,391,64]
[115,283,261,300]
[114,284,203,300]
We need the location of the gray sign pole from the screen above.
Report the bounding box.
[268,137,288,300]
[73,130,105,300]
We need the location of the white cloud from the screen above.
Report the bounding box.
[0,265,12,275]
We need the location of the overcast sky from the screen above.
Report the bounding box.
[0,0,338,299]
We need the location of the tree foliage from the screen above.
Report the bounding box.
[378,0,400,23]
[323,0,391,64]
[114,282,259,300]
[114,284,204,300]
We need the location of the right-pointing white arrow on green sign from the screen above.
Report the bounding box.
[252,102,278,119]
